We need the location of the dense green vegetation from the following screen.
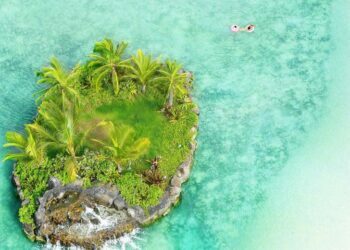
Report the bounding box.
[3,39,198,228]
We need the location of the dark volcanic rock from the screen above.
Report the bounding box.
[35,183,137,248]
[170,175,181,187]
[113,196,127,210]
[12,173,20,187]
[48,177,61,189]
[22,223,35,240]
[127,206,146,224]
[82,184,119,207]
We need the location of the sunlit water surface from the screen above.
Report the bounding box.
[0,0,349,249]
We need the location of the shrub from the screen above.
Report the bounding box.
[116,172,163,209]
[78,150,119,187]
[19,201,36,225]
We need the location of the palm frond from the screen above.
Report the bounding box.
[127,138,150,159]
[3,126,44,163]
[3,153,28,162]
[124,49,159,92]
[3,131,27,149]
[88,39,129,95]
[116,125,134,149]
[115,41,128,57]
[36,57,81,103]
[28,123,57,142]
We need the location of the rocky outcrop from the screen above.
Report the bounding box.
[13,110,199,248]
[47,176,61,189]
[33,181,137,248]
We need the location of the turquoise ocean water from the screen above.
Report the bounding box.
[0,0,349,249]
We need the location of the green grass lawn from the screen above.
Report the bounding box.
[93,96,197,178]
[78,95,198,208]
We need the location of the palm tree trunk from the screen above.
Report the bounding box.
[95,80,100,93]
[112,68,119,95]
[117,164,123,173]
[68,145,79,175]
[142,84,146,93]
[65,154,79,182]
[167,89,174,108]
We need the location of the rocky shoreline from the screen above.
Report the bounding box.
[12,109,199,248]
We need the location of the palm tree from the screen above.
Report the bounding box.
[156,60,187,108]
[29,100,88,181]
[92,122,150,171]
[123,49,159,93]
[3,125,44,163]
[36,57,81,104]
[88,39,128,95]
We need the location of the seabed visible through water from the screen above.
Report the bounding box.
[0,0,349,249]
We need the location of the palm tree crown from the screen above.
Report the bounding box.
[124,49,159,93]
[88,39,128,95]
[29,99,87,181]
[3,125,44,163]
[157,60,187,108]
[92,122,150,171]
[37,57,81,103]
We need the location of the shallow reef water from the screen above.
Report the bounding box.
[0,0,349,249]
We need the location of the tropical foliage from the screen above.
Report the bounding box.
[123,49,159,93]
[36,57,81,103]
[3,38,197,228]
[3,126,44,163]
[91,122,150,171]
[88,39,128,94]
[30,99,85,181]
[156,60,188,108]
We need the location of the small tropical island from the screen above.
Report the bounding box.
[3,39,198,248]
